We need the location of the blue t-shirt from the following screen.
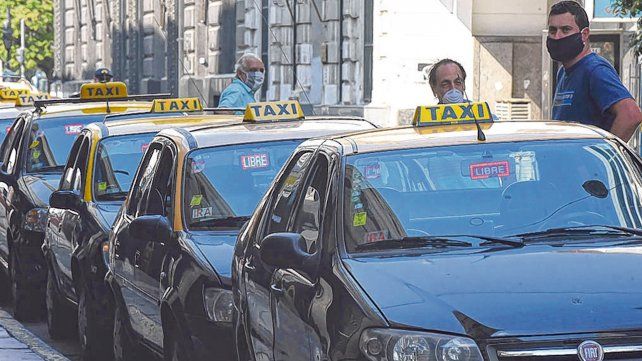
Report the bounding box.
[218,78,256,109]
[552,53,632,131]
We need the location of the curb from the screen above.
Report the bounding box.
[0,310,70,361]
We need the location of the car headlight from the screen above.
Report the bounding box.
[360,328,483,361]
[203,288,233,323]
[23,208,48,232]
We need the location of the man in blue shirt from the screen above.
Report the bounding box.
[548,1,641,141]
[218,53,265,109]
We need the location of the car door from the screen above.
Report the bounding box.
[128,141,176,348]
[112,142,163,338]
[271,153,331,361]
[47,132,87,296]
[0,116,26,262]
[243,150,313,361]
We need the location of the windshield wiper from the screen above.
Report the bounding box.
[190,216,251,228]
[512,225,642,241]
[354,236,473,252]
[441,234,524,248]
[31,165,64,173]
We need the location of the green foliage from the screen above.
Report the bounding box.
[611,0,642,54]
[0,0,53,77]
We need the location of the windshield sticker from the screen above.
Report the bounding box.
[241,153,270,170]
[32,150,41,159]
[5,126,10,134]
[98,182,107,192]
[192,207,213,219]
[469,161,510,180]
[363,163,381,179]
[190,194,203,207]
[141,143,150,153]
[353,212,367,227]
[190,157,206,174]
[364,230,389,243]
[29,140,40,149]
[64,124,83,135]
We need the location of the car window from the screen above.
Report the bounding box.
[183,139,301,231]
[343,139,642,252]
[127,143,163,216]
[291,154,330,253]
[60,134,85,191]
[2,117,24,174]
[264,151,313,236]
[71,135,91,193]
[93,133,155,201]
[0,117,17,158]
[26,114,103,173]
[139,145,175,217]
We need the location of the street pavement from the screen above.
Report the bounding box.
[0,310,69,361]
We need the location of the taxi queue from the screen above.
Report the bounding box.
[0,79,641,361]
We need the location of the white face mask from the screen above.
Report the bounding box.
[442,88,466,104]
[244,71,265,92]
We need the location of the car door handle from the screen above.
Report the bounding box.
[134,250,141,268]
[270,283,285,296]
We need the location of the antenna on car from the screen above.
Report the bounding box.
[465,92,486,142]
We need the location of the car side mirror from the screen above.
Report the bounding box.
[49,190,82,211]
[130,215,172,244]
[259,233,318,275]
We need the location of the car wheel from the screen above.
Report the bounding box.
[10,249,41,321]
[78,284,112,361]
[45,269,75,339]
[113,303,140,361]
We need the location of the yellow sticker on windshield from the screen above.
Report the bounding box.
[32,150,41,159]
[29,140,40,149]
[353,212,367,227]
[190,195,203,207]
[98,182,107,191]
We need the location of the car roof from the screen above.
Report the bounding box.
[328,121,612,155]
[35,101,152,118]
[165,116,376,149]
[88,113,242,137]
[0,106,28,120]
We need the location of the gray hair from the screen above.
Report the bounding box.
[235,53,262,73]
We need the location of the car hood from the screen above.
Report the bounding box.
[192,232,239,279]
[344,243,642,339]
[22,173,62,208]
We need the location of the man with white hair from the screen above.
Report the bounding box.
[218,53,265,108]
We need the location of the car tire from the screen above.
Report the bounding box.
[45,269,76,339]
[78,284,112,361]
[10,249,41,321]
[113,303,140,361]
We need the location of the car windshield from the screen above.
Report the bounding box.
[93,133,155,201]
[26,115,104,173]
[184,139,301,231]
[343,139,642,252]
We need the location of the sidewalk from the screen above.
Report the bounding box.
[0,310,69,361]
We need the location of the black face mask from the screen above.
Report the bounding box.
[546,32,585,63]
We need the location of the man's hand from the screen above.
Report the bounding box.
[609,98,642,142]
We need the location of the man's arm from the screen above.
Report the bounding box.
[609,98,642,142]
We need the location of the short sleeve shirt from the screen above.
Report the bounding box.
[218,78,256,109]
[552,53,632,131]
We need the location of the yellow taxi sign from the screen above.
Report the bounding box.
[0,88,29,100]
[413,102,493,126]
[15,93,51,107]
[151,97,203,113]
[243,101,304,122]
[79,81,128,100]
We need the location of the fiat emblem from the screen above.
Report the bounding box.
[577,340,604,361]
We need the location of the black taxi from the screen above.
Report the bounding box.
[0,81,156,320]
[104,101,376,361]
[42,97,239,359]
[233,101,642,361]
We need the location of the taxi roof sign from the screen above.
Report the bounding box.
[0,88,29,100]
[243,101,304,122]
[413,102,493,126]
[79,81,128,100]
[151,97,203,113]
[15,93,51,107]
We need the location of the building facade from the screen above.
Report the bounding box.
[53,0,639,125]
